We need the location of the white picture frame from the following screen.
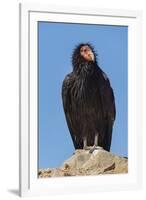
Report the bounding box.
[19,3,143,197]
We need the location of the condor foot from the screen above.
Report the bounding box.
[89,145,103,153]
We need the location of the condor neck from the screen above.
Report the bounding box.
[73,62,97,77]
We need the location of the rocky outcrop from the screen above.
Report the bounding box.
[38,149,128,178]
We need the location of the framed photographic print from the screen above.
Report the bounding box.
[19,3,142,197]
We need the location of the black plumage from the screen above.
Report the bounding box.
[62,43,116,152]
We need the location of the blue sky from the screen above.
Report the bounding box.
[38,22,128,169]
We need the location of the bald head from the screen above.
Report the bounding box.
[80,45,95,62]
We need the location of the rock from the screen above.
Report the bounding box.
[39,149,128,178]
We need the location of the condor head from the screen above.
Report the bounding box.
[72,43,97,70]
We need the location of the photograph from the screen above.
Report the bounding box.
[38,21,128,178]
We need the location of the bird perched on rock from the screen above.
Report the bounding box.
[62,43,116,153]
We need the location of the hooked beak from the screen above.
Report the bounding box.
[87,52,94,61]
